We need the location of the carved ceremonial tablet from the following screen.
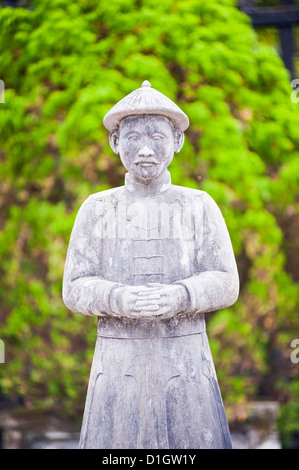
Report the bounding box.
[63,81,239,449]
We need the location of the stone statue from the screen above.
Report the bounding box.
[62,80,239,449]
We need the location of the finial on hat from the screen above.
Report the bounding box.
[142,80,151,87]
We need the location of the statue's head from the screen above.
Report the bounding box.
[103,81,189,182]
[109,114,184,182]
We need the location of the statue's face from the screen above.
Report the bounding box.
[113,115,181,182]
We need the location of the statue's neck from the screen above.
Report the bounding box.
[125,171,171,197]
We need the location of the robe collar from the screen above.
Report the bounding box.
[125,170,171,197]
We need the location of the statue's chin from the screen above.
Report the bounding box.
[131,164,161,182]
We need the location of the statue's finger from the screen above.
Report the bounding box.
[134,303,160,311]
[128,286,148,294]
[136,294,161,300]
[135,299,161,307]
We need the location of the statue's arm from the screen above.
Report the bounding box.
[175,193,239,314]
[62,197,121,316]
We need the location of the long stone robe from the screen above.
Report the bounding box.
[62,171,239,449]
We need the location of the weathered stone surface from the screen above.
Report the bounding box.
[62,81,239,449]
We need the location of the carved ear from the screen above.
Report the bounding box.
[109,129,120,154]
[174,130,184,154]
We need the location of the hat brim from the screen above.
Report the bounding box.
[103,109,189,132]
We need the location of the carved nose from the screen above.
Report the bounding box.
[137,145,154,158]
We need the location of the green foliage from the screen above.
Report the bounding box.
[277,376,299,447]
[0,0,298,440]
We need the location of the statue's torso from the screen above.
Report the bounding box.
[92,184,204,286]
[90,184,207,339]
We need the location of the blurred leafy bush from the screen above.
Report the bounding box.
[0,0,298,443]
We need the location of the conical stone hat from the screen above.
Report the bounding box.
[103,80,189,132]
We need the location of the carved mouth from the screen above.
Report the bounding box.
[138,162,157,167]
[133,160,159,166]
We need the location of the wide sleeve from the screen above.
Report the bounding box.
[175,192,239,314]
[62,196,122,316]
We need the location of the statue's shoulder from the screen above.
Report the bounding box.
[75,186,124,219]
[170,184,221,211]
[80,186,124,207]
[170,184,207,200]
[89,186,123,202]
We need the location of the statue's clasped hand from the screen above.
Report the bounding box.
[110,283,189,320]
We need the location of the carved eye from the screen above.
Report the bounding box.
[152,133,164,141]
[128,134,139,142]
